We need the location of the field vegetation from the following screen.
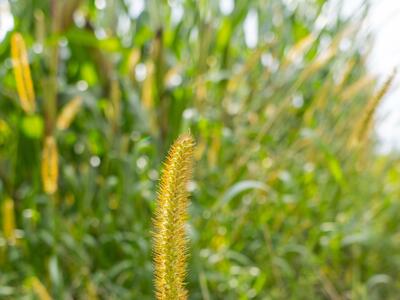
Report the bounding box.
[0,0,400,299]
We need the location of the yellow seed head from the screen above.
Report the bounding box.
[56,96,82,130]
[143,61,155,110]
[109,78,121,130]
[128,47,141,82]
[350,69,396,147]
[11,32,36,114]
[29,277,53,300]
[86,280,99,300]
[282,33,315,69]
[41,136,59,194]
[153,133,195,300]
[2,197,16,244]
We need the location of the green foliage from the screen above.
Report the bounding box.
[1,0,400,299]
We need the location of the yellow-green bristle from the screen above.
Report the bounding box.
[153,133,195,300]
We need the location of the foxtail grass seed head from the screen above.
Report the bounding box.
[143,61,155,110]
[2,197,16,244]
[351,69,396,147]
[56,96,82,130]
[85,280,99,300]
[129,48,141,82]
[106,78,121,131]
[11,32,36,114]
[41,136,59,194]
[29,277,53,300]
[282,32,315,69]
[153,133,195,300]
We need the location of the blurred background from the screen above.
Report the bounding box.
[1,0,400,299]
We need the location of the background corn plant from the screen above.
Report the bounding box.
[0,0,400,299]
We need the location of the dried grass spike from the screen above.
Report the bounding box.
[41,136,59,194]
[11,32,36,114]
[153,133,195,300]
